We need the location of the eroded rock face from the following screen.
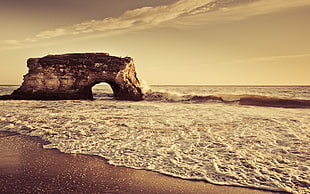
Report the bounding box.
[1,53,143,100]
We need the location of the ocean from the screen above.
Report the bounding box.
[0,85,309,193]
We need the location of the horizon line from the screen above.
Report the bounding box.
[150,84,310,87]
[1,84,309,87]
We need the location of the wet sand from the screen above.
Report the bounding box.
[0,132,287,194]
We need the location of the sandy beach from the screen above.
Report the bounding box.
[0,131,287,194]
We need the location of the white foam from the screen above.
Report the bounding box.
[139,79,152,94]
[143,89,189,102]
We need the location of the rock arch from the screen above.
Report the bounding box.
[1,53,143,100]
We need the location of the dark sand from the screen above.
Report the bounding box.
[0,132,287,194]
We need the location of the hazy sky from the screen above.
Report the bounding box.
[1,0,310,85]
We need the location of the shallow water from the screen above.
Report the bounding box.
[0,85,309,193]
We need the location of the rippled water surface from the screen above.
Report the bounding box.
[0,85,309,193]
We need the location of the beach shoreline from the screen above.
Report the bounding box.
[0,131,288,194]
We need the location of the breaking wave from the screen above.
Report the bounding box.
[143,89,310,108]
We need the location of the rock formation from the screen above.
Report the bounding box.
[0,53,143,100]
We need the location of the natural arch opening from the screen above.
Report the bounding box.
[92,82,114,100]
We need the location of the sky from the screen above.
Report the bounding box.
[0,0,310,85]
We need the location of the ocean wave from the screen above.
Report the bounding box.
[143,89,310,108]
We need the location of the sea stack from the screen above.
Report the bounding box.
[0,53,143,100]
